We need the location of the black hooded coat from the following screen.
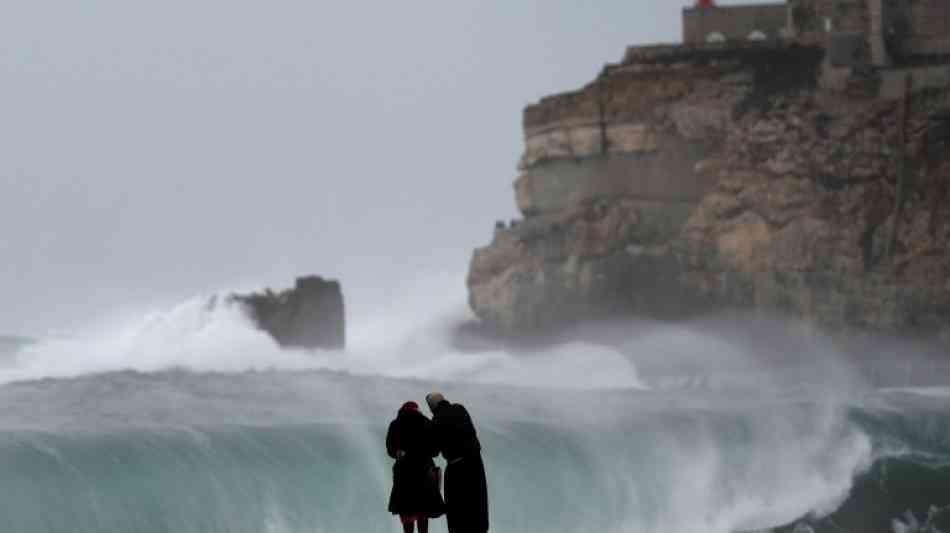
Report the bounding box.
[431,401,489,533]
[386,408,445,517]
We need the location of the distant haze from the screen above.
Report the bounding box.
[0,1,758,335]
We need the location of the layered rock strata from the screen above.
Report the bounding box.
[468,43,950,337]
[233,276,345,350]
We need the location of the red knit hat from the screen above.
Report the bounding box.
[400,401,419,412]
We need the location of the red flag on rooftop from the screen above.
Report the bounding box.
[696,0,716,7]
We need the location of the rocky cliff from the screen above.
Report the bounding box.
[468,44,950,339]
[233,276,345,350]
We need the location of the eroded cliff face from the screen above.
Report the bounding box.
[468,44,950,337]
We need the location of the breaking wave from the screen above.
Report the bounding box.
[0,290,947,533]
[0,294,645,389]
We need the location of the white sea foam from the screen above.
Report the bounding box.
[1,291,645,390]
[0,282,887,533]
[1,297,317,383]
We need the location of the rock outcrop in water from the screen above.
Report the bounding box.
[233,276,345,350]
[468,43,950,339]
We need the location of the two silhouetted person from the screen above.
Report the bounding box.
[386,394,489,533]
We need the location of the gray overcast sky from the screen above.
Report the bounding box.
[0,1,753,335]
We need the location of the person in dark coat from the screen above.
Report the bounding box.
[425,392,489,533]
[386,401,445,533]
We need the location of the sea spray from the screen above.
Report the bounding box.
[1,295,646,390]
[0,293,947,532]
[0,368,886,533]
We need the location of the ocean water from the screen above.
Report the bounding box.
[1,296,949,533]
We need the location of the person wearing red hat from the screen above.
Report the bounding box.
[386,401,445,533]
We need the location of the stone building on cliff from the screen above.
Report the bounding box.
[786,0,950,97]
[683,0,950,67]
[683,2,789,44]
[681,0,950,98]
[788,0,950,66]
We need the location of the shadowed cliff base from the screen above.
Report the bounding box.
[451,310,950,391]
[231,276,345,351]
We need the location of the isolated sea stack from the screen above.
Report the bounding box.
[468,0,950,339]
[233,276,345,350]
